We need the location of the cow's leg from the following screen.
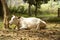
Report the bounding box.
[20,26,27,30]
[20,23,27,30]
[36,23,40,30]
[17,26,20,30]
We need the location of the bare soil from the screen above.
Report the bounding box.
[0,23,60,40]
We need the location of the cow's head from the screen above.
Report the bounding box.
[9,15,20,25]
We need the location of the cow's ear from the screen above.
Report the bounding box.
[18,17,21,19]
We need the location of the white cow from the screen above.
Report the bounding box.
[9,15,46,30]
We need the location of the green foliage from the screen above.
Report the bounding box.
[9,6,28,14]
[17,6,24,13]
[43,0,50,3]
[9,6,17,13]
[23,0,50,16]
[8,0,59,17]
[23,0,50,5]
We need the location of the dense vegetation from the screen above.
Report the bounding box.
[7,0,60,17]
[0,0,60,18]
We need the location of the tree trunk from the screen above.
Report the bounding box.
[0,0,3,18]
[35,2,37,17]
[1,0,9,29]
[28,4,31,16]
[58,8,60,17]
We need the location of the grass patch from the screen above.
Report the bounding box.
[0,22,4,30]
[9,24,16,29]
[0,22,16,30]
[10,13,57,18]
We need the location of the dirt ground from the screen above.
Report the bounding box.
[0,23,60,40]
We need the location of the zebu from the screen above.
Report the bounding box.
[9,15,46,30]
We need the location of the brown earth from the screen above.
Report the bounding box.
[0,23,60,40]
